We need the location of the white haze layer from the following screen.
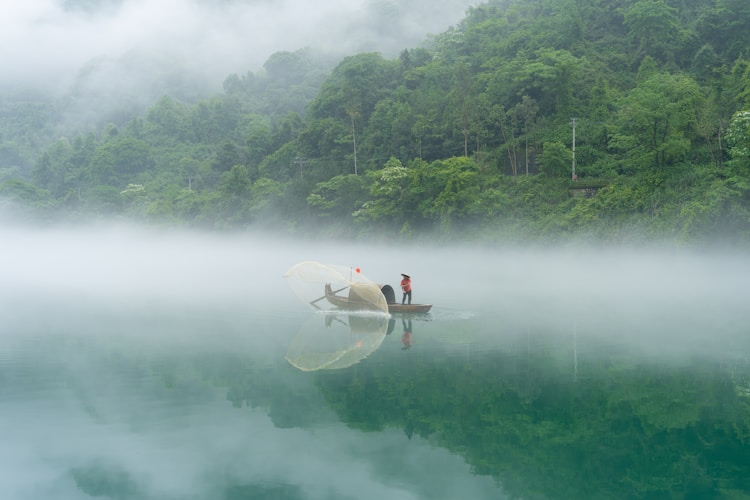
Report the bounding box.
[0,224,514,500]
[1,224,747,345]
[0,224,748,499]
[1,0,478,94]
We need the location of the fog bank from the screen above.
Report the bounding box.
[2,224,746,317]
[1,0,478,94]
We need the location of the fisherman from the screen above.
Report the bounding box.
[400,273,412,305]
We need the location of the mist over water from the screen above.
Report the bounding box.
[2,224,749,499]
[2,224,746,349]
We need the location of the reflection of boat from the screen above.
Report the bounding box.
[285,313,389,371]
[325,283,432,314]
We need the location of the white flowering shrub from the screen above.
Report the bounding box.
[726,110,750,159]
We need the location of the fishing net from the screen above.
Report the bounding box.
[284,261,388,314]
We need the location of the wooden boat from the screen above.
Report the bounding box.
[325,283,432,314]
[386,302,433,314]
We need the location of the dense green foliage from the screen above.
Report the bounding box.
[2,0,750,243]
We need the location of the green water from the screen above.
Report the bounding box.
[2,230,750,499]
[4,301,750,499]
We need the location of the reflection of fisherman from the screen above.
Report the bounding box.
[401,318,413,350]
[400,273,412,305]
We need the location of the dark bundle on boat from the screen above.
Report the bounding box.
[380,284,396,304]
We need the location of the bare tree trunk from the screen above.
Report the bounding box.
[525,133,529,176]
[351,114,358,175]
[498,112,518,177]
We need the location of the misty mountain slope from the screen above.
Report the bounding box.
[0,0,478,173]
[2,0,750,245]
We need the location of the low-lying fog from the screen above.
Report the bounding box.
[1,224,748,499]
[1,224,747,343]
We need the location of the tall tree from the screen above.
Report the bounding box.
[514,95,539,176]
[611,72,703,170]
[622,0,682,64]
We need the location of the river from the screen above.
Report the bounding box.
[1,226,748,499]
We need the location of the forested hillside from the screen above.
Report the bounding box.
[2,0,749,244]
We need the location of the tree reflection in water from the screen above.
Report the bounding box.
[313,331,750,498]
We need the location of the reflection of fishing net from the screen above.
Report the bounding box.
[286,313,389,371]
[284,261,388,314]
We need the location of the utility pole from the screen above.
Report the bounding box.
[294,155,306,180]
[570,117,577,181]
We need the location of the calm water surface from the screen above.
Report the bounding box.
[2,228,749,499]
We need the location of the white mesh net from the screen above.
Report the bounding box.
[285,313,389,371]
[284,261,388,314]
